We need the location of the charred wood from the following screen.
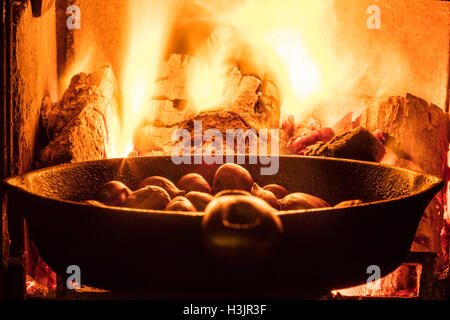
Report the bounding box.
[306,127,385,162]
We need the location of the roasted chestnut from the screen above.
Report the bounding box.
[176,173,212,194]
[185,191,214,211]
[124,186,171,210]
[212,163,254,194]
[251,183,280,210]
[280,192,330,210]
[96,181,132,207]
[263,184,289,199]
[202,195,283,265]
[138,176,185,199]
[165,196,197,212]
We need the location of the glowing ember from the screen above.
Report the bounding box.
[26,280,36,291]
[332,264,422,298]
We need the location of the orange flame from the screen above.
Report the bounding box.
[67,0,446,156]
[185,0,333,118]
[114,0,179,157]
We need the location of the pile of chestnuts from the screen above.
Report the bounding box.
[85,163,362,265]
[88,162,351,212]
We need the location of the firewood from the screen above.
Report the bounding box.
[150,54,197,126]
[134,110,281,157]
[133,124,180,155]
[305,127,385,162]
[331,111,354,134]
[134,111,252,156]
[148,54,277,128]
[38,65,117,166]
[360,93,449,177]
[134,53,280,154]
[45,65,116,140]
[39,107,109,165]
[359,93,450,255]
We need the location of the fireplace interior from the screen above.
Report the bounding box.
[1,0,449,300]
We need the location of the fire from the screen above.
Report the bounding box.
[114,0,179,157]
[263,28,320,102]
[66,0,424,157]
[105,0,416,153]
[109,0,343,149]
[227,0,333,117]
[60,47,95,97]
[186,28,231,113]
[186,0,334,117]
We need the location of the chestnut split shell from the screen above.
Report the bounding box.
[251,183,280,210]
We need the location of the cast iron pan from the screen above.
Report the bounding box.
[3,155,443,298]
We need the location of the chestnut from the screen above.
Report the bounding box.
[263,184,289,199]
[165,196,197,212]
[251,183,280,210]
[124,186,171,210]
[176,173,212,194]
[138,176,185,199]
[212,163,254,194]
[280,192,330,210]
[334,199,363,208]
[185,191,214,211]
[96,181,132,207]
[202,195,283,265]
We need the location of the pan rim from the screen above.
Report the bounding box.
[3,155,444,217]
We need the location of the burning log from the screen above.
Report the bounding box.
[148,53,274,128]
[38,65,118,167]
[359,94,449,257]
[360,94,448,178]
[179,111,256,155]
[134,53,280,155]
[220,67,277,130]
[151,54,197,126]
[134,111,274,156]
[305,127,385,163]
